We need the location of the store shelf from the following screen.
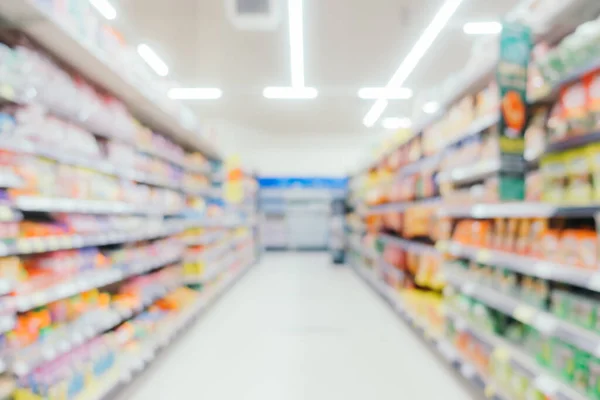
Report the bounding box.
[0,139,185,191]
[184,253,239,284]
[82,261,254,400]
[438,202,600,218]
[444,113,500,149]
[544,131,600,155]
[366,198,442,215]
[184,217,253,228]
[530,57,600,104]
[2,250,183,314]
[440,241,600,291]
[9,277,183,378]
[400,153,443,177]
[182,231,227,246]
[379,234,440,256]
[0,174,22,189]
[351,260,505,400]
[0,0,219,160]
[444,309,588,400]
[445,272,600,360]
[13,196,180,215]
[0,225,182,257]
[437,159,500,185]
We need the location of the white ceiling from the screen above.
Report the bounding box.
[114,0,521,138]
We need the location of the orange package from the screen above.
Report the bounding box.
[561,80,592,136]
[574,230,597,269]
[541,230,562,263]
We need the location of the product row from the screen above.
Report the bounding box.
[14,283,199,399]
[0,42,212,174]
[451,218,598,269]
[446,292,599,399]
[3,150,186,211]
[1,236,182,294]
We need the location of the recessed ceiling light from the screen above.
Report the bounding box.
[168,88,222,100]
[89,0,116,20]
[358,88,413,100]
[263,87,318,99]
[288,0,305,87]
[362,0,465,127]
[463,22,502,35]
[137,44,169,77]
[423,101,440,114]
[382,117,412,129]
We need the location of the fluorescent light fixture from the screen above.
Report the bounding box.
[423,101,440,114]
[168,88,222,100]
[382,117,412,129]
[363,100,389,128]
[358,87,413,100]
[463,22,502,35]
[362,0,465,127]
[263,86,318,99]
[89,0,116,20]
[137,44,169,77]
[288,0,305,87]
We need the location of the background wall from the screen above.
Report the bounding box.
[209,120,391,177]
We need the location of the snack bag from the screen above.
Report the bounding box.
[561,80,593,135]
[565,149,593,205]
[585,70,600,130]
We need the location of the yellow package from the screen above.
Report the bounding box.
[540,153,567,204]
[587,143,600,202]
[565,148,592,205]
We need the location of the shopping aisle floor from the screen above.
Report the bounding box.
[117,253,477,400]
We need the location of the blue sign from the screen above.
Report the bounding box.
[258,177,348,190]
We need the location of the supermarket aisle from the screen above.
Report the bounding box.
[117,253,476,400]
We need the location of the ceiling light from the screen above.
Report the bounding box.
[137,44,169,77]
[362,0,465,127]
[463,22,502,35]
[423,101,440,114]
[89,0,116,20]
[168,88,222,100]
[263,87,318,99]
[382,117,412,129]
[363,100,389,128]
[358,88,413,100]
[288,0,305,87]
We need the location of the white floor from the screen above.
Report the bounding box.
[116,253,477,400]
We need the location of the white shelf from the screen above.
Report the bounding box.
[14,196,181,215]
[444,308,587,400]
[441,241,600,292]
[445,271,600,363]
[379,234,440,256]
[0,224,182,257]
[2,250,183,313]
[183,231,227,246]
[0,0,220,160]
[9,278,183,377]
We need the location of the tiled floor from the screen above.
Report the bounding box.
[116,252,476,400]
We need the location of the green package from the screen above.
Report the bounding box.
[552,340,577,382]
[574,350,590,394]
[588,356,600,399]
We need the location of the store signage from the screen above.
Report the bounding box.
[258,177,349,190]
[497,21,533,200]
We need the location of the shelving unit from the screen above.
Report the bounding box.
[348,2,600,399]
[0,2,259,399]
